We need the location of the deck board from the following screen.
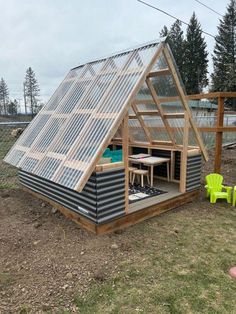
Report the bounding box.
[129,180,180,213]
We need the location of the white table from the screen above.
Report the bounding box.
[129,155,171,187]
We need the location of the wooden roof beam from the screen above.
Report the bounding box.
[132,96,180,105]
[187,92,236,100]
[147,68,171,78]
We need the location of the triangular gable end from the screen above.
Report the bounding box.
[4,40,208,193]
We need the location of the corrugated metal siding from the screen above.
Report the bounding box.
[186,154,202,191]
[174,151,181,180]
[19,168,125,224]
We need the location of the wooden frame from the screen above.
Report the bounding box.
[9,40,213,234]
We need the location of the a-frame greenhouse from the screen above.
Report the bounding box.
[4,39,208,234]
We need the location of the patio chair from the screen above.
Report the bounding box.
[233,186,236,207]
[205,173,232,204]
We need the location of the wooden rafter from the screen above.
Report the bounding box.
[162,45,209,161]
[146,78,176,146]
[147,68,171,78]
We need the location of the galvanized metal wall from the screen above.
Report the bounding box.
[19,168,125,224]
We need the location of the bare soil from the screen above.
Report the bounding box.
[0,147,235,313]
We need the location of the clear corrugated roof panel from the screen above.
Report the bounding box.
[4,41,161,191]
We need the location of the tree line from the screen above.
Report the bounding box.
[161,0,236,109]
[0,67,42,116]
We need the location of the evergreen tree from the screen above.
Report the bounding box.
[7,99,18,115]
[184,12,208,94]
[168,20,185,82]
[159,25,169,37]
[160,21,185,84]
[24,67,40,116]
[0,78,9,115]
[211,0,236,109]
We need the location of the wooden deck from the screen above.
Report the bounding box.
[129,180,181,213]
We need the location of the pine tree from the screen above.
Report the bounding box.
[7,99,18,115]
[0,78,9,115]
[160,21,185,84]
[159,25,169,37]
[184,12,208,94]
[24,67,40,116]
[211,0,236,109]
[169,21,185,82]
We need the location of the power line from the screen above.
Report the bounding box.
[194,0,223,17]
[137,0,217,39]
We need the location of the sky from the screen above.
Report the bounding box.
[0,0,230,109]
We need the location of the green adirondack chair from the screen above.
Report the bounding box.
[205,173,232,204]
[233,186,236,207]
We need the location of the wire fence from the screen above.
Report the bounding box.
[0,122,30,159]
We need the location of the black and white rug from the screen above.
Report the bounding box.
[128,183,167,204]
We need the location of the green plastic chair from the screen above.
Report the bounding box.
[205,173,232,204]
[233,186,236,207]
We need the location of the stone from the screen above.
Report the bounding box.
[51,207,58,214]
[62,284,69,290]
[33,222,42,228]
[111,243,119,250]
[42,303,51,311]
[66,272,73,280]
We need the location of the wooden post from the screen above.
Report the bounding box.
[122,113,129,214]
[180,113,189,193]
[214,97,224,173]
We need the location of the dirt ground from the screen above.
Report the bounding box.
[0,147,236,313]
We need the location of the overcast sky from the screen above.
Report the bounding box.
[0,0,230,107]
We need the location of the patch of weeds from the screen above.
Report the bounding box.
[0,272,12,286]
[19,304,31,314]
[56,309,71,314]
[75,281,115,313]
[0,182,17,189]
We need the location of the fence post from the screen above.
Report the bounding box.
[214,97,224,173]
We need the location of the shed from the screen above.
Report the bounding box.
[4,40,208,234]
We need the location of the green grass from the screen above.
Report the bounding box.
[74,204,236,314]
[0,182,18,189]
[0,135,19,188]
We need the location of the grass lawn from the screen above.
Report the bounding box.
[74,202,236,314]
